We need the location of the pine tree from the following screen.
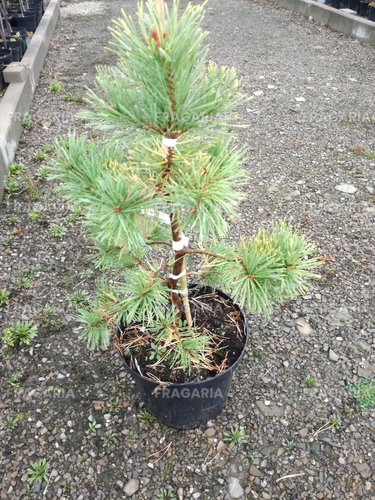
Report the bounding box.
[52,0,320,375]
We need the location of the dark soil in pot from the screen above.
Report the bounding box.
[116,286,249,429]
[117,285,247,383]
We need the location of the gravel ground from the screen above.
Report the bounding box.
[1,0,374,498]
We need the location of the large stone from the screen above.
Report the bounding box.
[358,361,375,378]
[298,427,309,438]
[124,479,140,497]
[329,349,339,362]
[296,318,314,335]
[217,440,227,453]
[256,400,284,417]
[228,477,244,499]
[328,307,353,327]
[354,462,372,479]
[250,464,263,477]
[205,427,216,438]
[93,400,105,411]
[335,184,357,194]
[32,481,42,493]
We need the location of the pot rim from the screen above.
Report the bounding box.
[115,285,249,388]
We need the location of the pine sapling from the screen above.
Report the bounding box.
[52,1,320,381]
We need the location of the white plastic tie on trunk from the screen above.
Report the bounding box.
[172,235,189,251]
[157,211,171,225]
[143,209,170,225]
[162,136,177,149]
[169,270,187,280]
[170,289,188,295]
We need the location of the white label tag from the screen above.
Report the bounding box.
[162,136,177,148]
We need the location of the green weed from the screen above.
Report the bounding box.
[3,321,38,347]
[223,425,247,448]
[348,379,375,411]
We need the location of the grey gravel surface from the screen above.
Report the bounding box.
[1,0,374,498]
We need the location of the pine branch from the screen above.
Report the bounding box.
[146,240,171,247]
[166,62,177,123]
[82,1,247,137]
[177,247,238,262]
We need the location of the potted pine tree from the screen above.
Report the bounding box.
[52,0,320,429]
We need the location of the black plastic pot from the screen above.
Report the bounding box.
[341,0,349,7]
[369,5,375,20]
[348,0,360,9]
[359,1,370,15]
[0,49,12,91]
[117,287,249,429]
[0,63,6,91]
[0,48,12,66]
[26,0,44,7]
[6,27,28,39]
[8,0,43,19]
[9,12,38,32]
[5,34,27,57]
[28,0,44,8]
[0,40,22,62]
[331,0,341,7]
[27,3,44,24]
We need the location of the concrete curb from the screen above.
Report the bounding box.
[276,0,375,44]
[0,0,61,201]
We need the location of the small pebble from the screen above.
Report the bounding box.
[329,349,339,362]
